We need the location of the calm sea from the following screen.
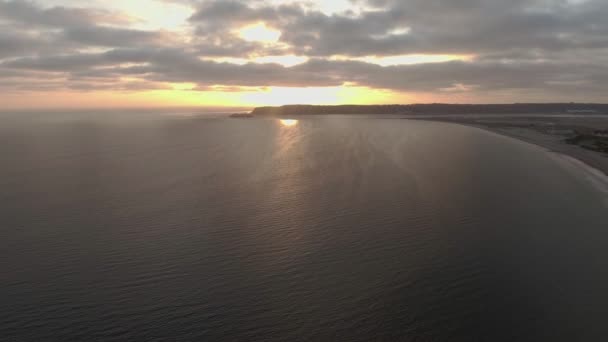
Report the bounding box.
[1,113,608,341]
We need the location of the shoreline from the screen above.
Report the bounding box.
[409,118,608,177]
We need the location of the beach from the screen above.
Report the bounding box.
[408,114,608,176]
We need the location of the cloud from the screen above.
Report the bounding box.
[3,47,606,97]
[0,0,135,28]
[0,0,175,49]
[0,0,607,102]
[63,26,175,47]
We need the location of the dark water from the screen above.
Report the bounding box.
[2,114,608,341]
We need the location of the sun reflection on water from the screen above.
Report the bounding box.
[279,119,299,127]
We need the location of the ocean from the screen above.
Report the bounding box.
[2,113,608,341]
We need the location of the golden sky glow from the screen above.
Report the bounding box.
[332,54,474,66]
[202,55,309,67]
[240,85,407,106]
[238,23,282,43]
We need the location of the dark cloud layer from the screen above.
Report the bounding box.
[1,0,607,101]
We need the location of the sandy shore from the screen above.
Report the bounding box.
[408,115,608,176]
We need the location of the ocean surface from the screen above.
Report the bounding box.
[2,113,608,341]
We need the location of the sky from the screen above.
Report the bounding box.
[1,0,607,108]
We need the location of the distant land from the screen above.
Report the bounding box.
[250,104,608,116]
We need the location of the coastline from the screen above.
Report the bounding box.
[245,104,608,181]
[410,117,608,177]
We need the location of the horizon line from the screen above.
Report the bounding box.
[3,102,608,112]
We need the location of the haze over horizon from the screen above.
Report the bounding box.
[1,0,607,109]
